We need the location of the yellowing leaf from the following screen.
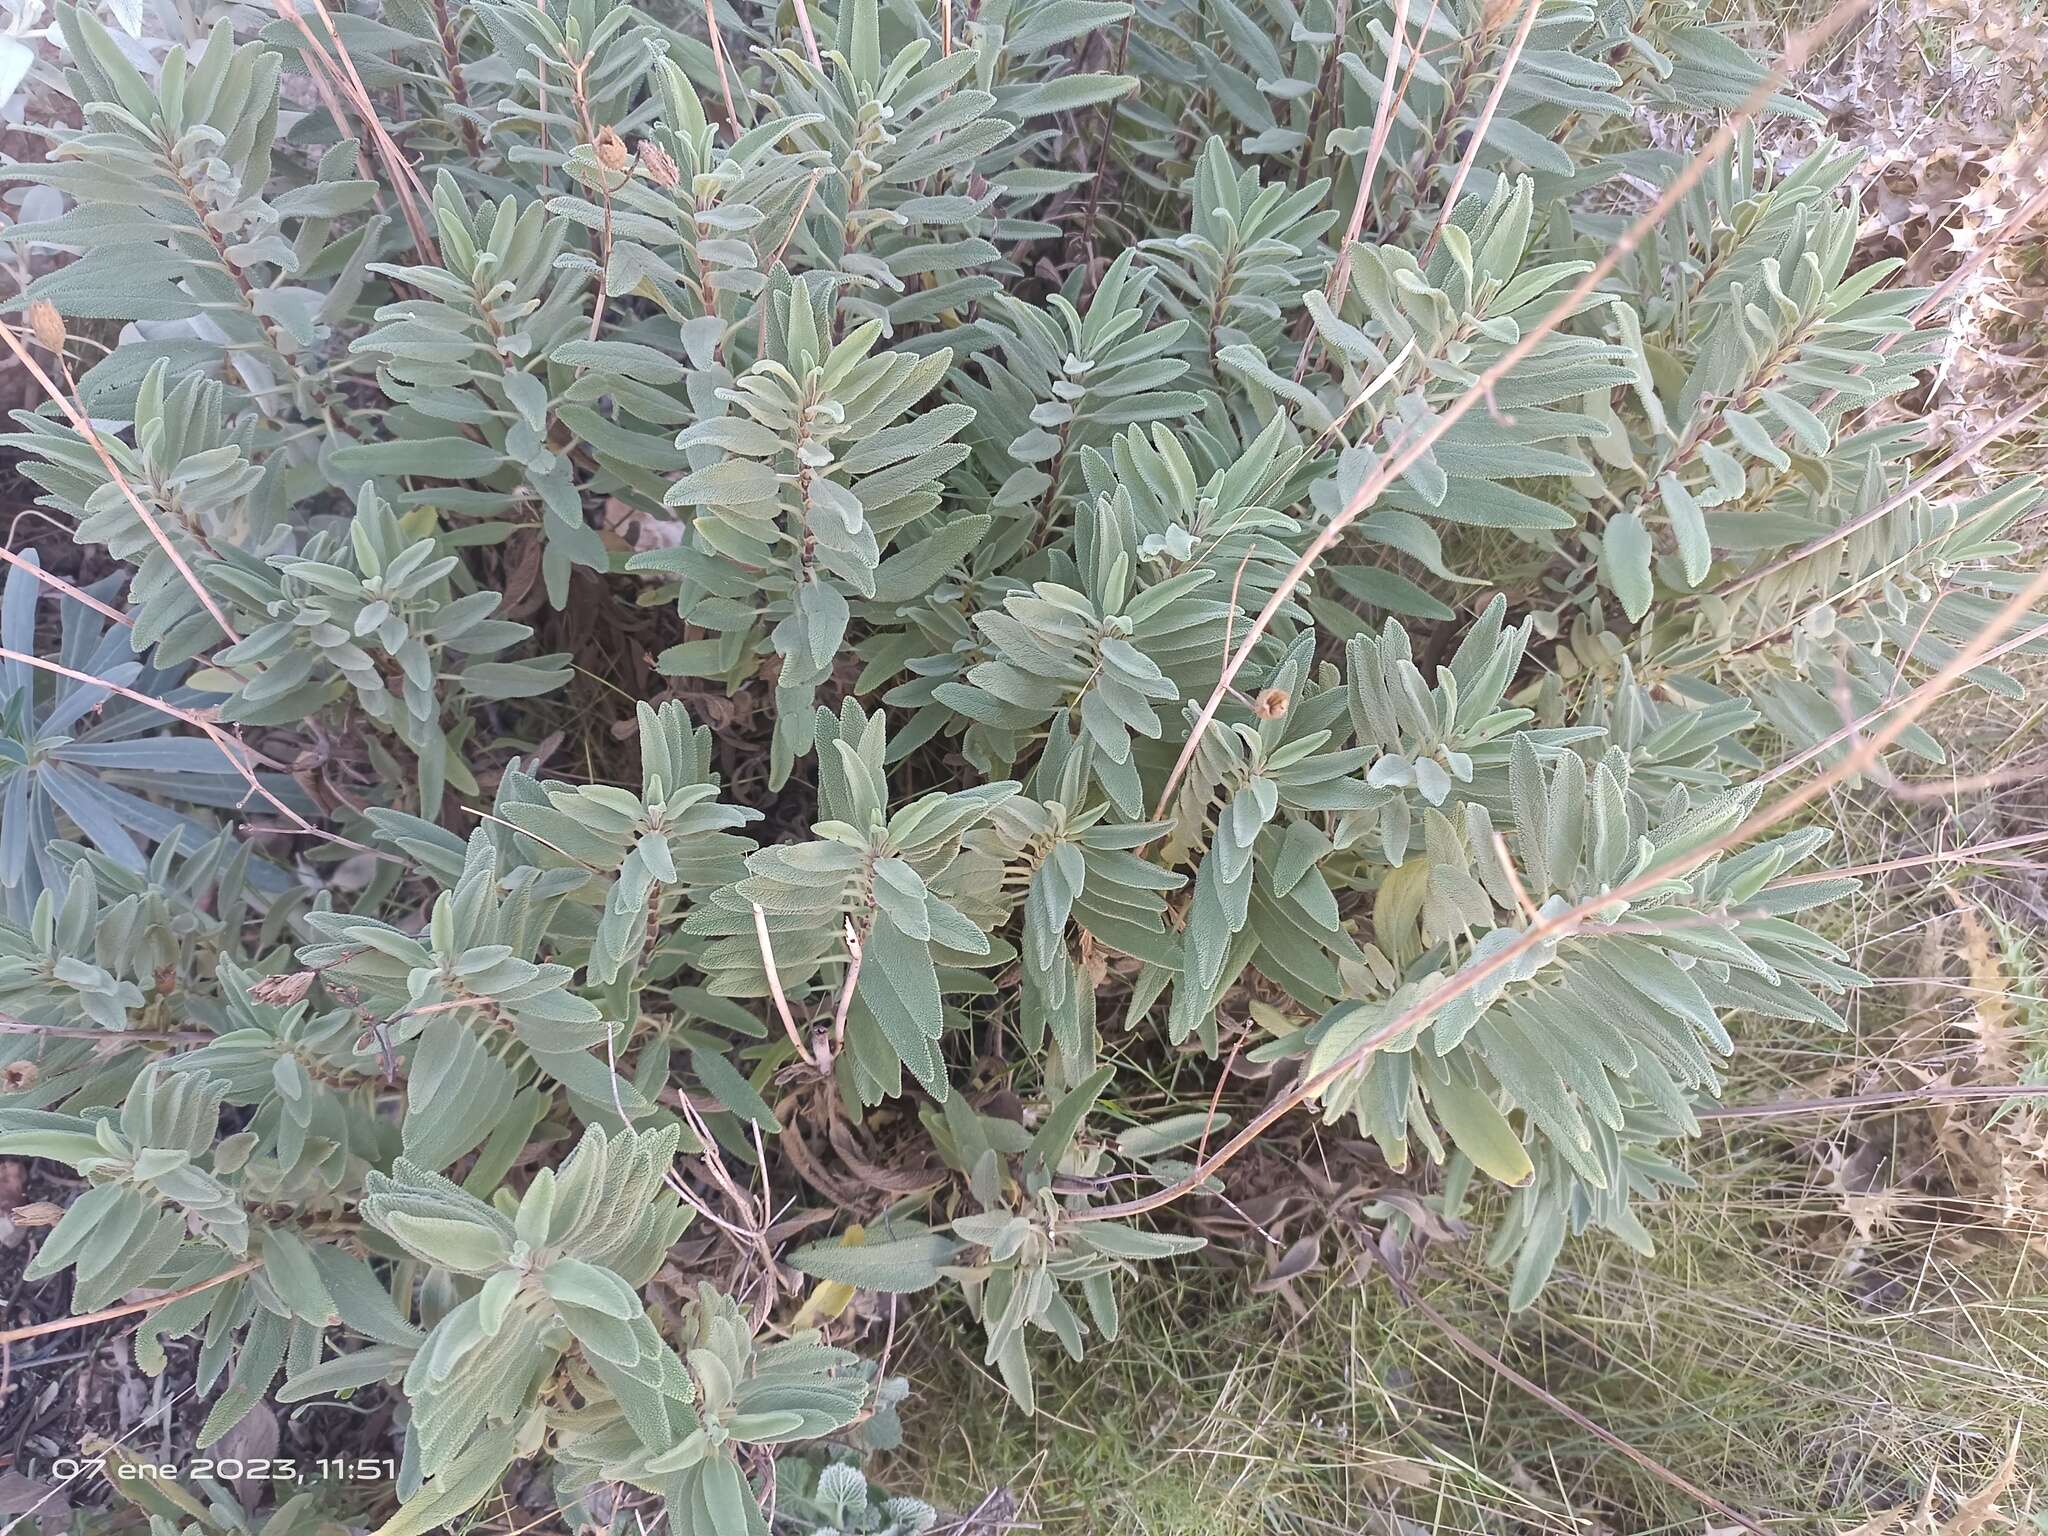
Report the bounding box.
[790,1223,865,1330]
[1429,1072,1534,1187]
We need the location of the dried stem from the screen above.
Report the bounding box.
[0,1013,214,1044]
[0,1260,262,1347]
[1293,0,1412,382]
[271,0,440,262]
[753,902,822,1068]
[1712,386,2048,606]
[1087,551,2048,1225]
[1418,0,1540,262]
[1755,619,2048,785]
[704,0,744,139]
[1774,829,2048,885]
[1699,1084,2048,1121]
[1155,0,1875,825]
[588,155,625,342]
[1076,7,1139,262]
[0,320,241,646]
[0,545,130,626]
[829,918,863,1055]
[0,645,392,866]
[789,0,823,68]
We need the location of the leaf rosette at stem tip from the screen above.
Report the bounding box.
[340,1127,868,1534]
[631,272,974,789]
[687,698,1019,1104]
[205,485,570,810]
[792,1064,1207,1414]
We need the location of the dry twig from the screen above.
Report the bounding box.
[0,1260,262,1347]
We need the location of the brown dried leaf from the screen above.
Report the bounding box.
[1251,1233,1323,1294]
[1954,902,2016,1073]
[1942,1427,2021,1536]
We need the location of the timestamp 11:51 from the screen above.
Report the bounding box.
[47,1455,402,1485]
[178,1455,397,1483]
[308,1457,401,1482]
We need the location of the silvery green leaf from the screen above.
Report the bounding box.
[1600,511,1655,622]
[788,1232,963,1293]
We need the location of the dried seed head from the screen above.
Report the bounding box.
[26,300,65,354]
[250,970,317,1006]
[1253,687,1291,719]
[0,1060,37,1091]
[9,1201,63,1228]
[640,140,680,190]
[594,126,630,172]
